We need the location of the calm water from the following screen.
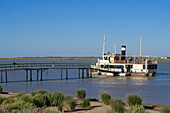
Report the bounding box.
[0,60,170,105]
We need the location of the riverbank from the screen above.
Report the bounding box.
[0,93,169,113]
[0,57,99,61]
[0,57,170,61]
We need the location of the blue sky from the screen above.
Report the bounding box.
[0,0,170,57]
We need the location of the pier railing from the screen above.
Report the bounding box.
[0,63,93,70]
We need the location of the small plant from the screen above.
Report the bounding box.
[80,98,91,108]
[51,92,65,106]
[161,107,170,113]
[126,94,142,106]
[6,100,33,111]
[33,92,52,107]
[2,97,15,105]
[101,92,111,105]
[31,89,49,96]
[18,94,33,104]
[130,104,146,113]
[0,97,6,104]
[58,104,63,112]
[0,86,2,93]
[109,98,124,113]
[76,89,86,101]
[63,96,76,112]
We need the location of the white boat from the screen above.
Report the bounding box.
[91,35,157,77]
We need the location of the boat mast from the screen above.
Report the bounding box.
[140,36,142,56]
[114,45,116,53]
[102,34,105,59]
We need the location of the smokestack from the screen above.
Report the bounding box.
[121,45,126,60]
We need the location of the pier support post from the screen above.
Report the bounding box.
[61,68,62,80]
[90,69,92,78]
[37,70,39,81]
[1,70,2,82]
[82,69,84,79]
[26,70,28,82]
[41,70,43,81]
[66,68,68,80]
[30,70,32,81]
[5,70,7,83]
[86,69,89,78]
[78,69,80,78]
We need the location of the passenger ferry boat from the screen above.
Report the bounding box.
[91,35,157,77]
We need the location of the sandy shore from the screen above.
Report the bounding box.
[0,93,170,113]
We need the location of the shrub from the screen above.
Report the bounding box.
[51,92,64,106]
[2,97,15,105]
[130,104,146,113]
[63,96,76,112]
[16,92,26,98]
[76,89,86,101]
[0,86,2,93]
[0,97,6,104]
[6,100,33,111]
[31,89,49,96]
[161,107,170,113]
[18,94,33,104]
[109,98,124,113]
[58,104,63,112]
[33,92,52,107]
[101,93,111,105]
[126,94,142,106]
[80,98,91,108]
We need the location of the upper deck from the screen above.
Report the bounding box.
[102,53,157,65]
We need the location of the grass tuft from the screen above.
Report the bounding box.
[101,92,111,105]
[126,94,142,107]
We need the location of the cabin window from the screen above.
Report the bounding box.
[143,65,157,69]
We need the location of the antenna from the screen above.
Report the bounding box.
[140,36,142,56]
[102,34,105,59]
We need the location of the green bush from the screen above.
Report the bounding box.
[63,96,76,112]
[161,107,170,113]
[80,98,91,108]
[6,100,33,111]
[0,86,2,93]
[76,89,86,101]
[2,97,15,105]
[0,97,6,104]
[109,98,124,113]
[126,94,142,106]
[129,105,146,113]
[33,92,52,107]
[58,104,63,112]
[101,92,111,105]
[18,94,33,104]
[51,92,64,106]
[31,89,49,96]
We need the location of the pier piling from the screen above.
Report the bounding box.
[86,69,89,78]
[5,70,7,83]
[66,69,68,79]
[61,68,62,80]
[82,69,84,79]
[26,70,28,81]
[37,70,39,81]
[41,70,43,81]
[1,70,2,82]
[30,70,32,81]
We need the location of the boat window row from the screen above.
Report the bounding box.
[143,65,157,69]
[100,65,124,68]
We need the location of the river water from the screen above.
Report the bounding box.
[0,60,170,105]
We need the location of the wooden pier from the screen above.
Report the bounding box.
[0,63,94,83]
